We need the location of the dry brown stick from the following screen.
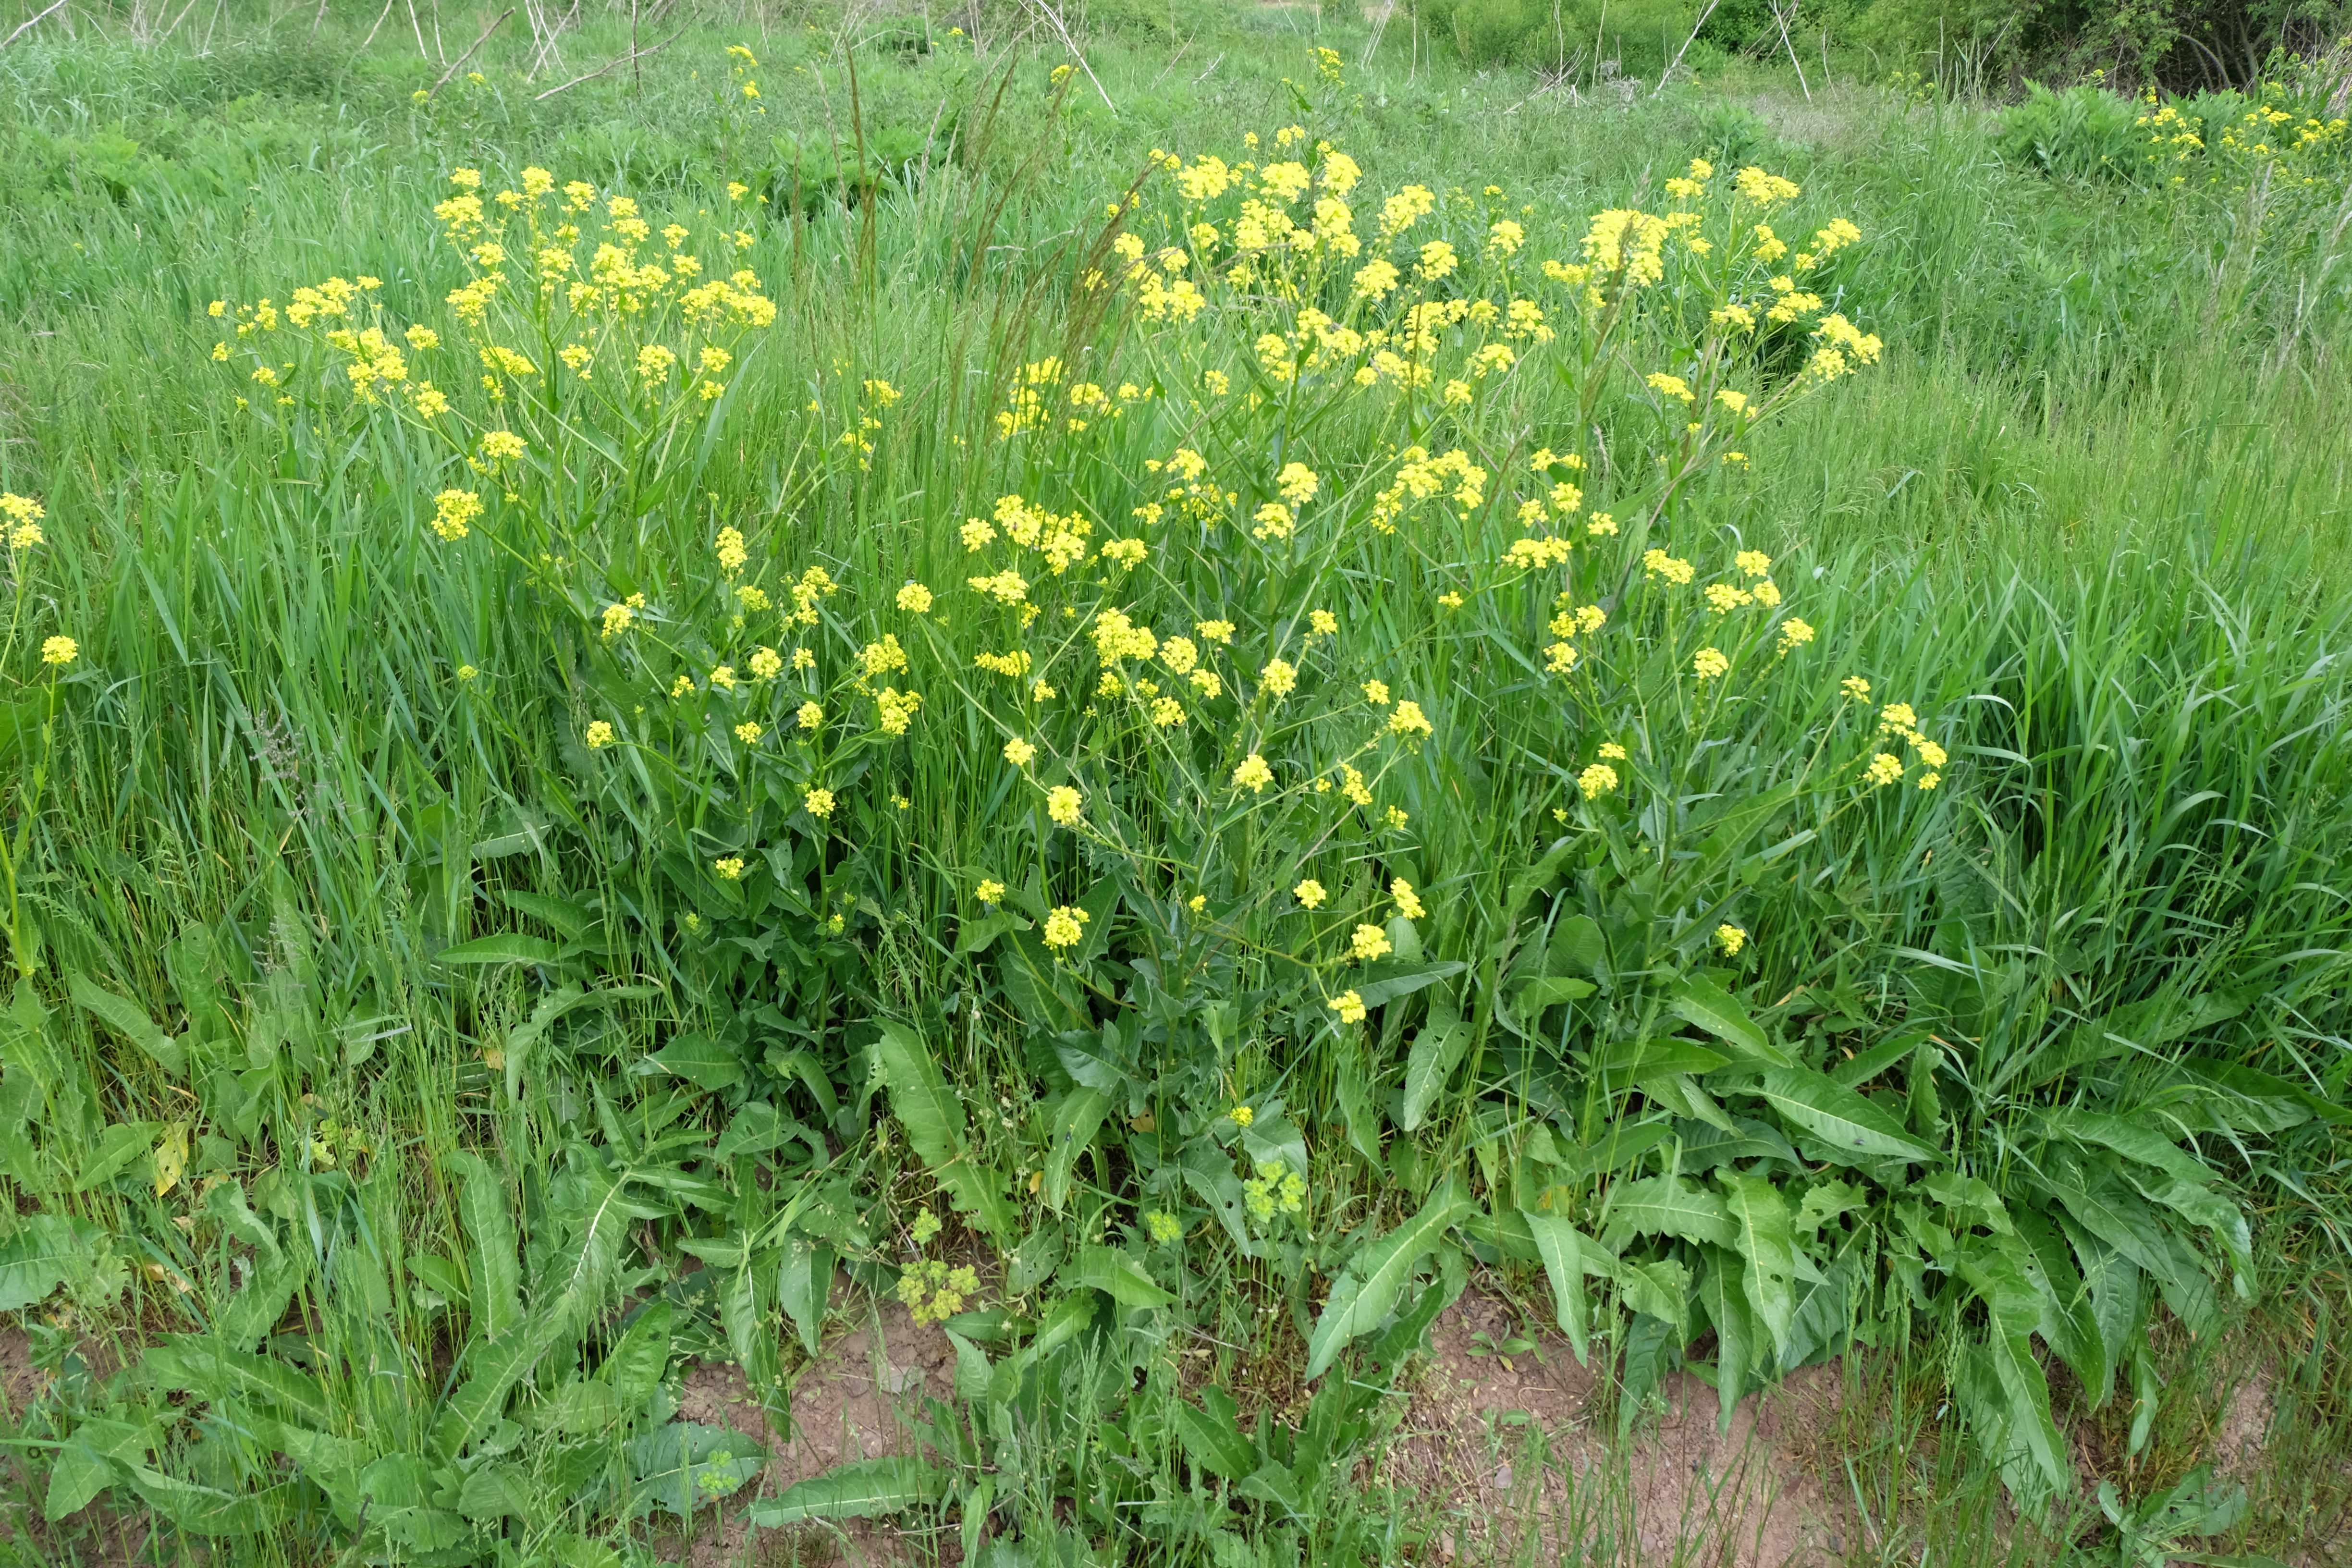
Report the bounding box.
[0,0,70,49]
[425,6,513,100]
[532,20,684,101]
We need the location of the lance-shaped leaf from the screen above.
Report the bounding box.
[1759,1065,1938,1163]
[747,1457,949,1526]
[1305,1176,1470,1380]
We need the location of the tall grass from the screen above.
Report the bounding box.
[1,7,2350,1563]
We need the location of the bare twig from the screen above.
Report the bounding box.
[532,21,684,101]
[425,6,512,100]
[357,0,396,54]
[0,0,70,50]
[1654,0,1721,96]
[1023,0,1115,114]
[1773,0,1811,103]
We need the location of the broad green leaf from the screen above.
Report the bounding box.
[1176,1394,1257,1480]
[1720,1170,1795,1357]
[433,933,561,966]
[638,1031,742,1092]
[627,1421,765,1519]
[1615,1256,1691,1339]
[1305,1176,1470,1380]
[46,1436,116,1520]
[873,1021,1014,1236]
[153,1339,334,1430]
[68,971,184,1075]
[1759,1065,1938,1163]
[747,1457,948,1526]
[0,1213,102,1312]
[1022,1289,1098,1366]
[457,1462,531,1523]
[1401,1020,1468,1133]
[1606,1173,1734,1248]
[77,1120,158,1191]
[2047,1110,2215,1190]
[1517,976,1596,1009]
[1043,1087,1110,1211]
[444,1152,523,1342]
[1669,977,1789,1066]
[124,1467,298,1537]
[601,1299,674,1409]
[431,1312,565,1460]
[1064,1246,1175,1309]
[1959,1260,2071,1502]
[1353,959,1468,1010]
[1520,1208,1590,1364]
[500,890,596,940]
[1699,1247,1754,1431]
[776,1237,833,1360]
[1237,1460,1306,1516]
[1593,1036,1730,1082]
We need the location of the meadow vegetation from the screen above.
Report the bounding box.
[1,1,2351,1564]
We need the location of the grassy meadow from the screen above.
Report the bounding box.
[1,1,2351,1563]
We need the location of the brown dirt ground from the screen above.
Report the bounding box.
[650,1278,953,1567]
[1387,1286,1849,1567]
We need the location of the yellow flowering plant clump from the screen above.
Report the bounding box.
[203,163,782,581]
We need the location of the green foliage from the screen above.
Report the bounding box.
[1996,80,2147,178]
[1,9,2351,1564]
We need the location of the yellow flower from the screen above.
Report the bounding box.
[805,787,836,817]
[714,857,746,881]
[735,721,763,744]
[1918,772,1941,791]
[1261,659,1298,698]
[1294,879,1328,909]
[1735,550,1772,577]
[1578,763,1619,797]
[1864,753,1904,787]
[896,582,935,613]
[750,647,784,680]
[976,879,1005,903]
[456,664,479,682]
[1350,924,1392,962]
[1230,1103,1256,1128]
[1047,784,1082,824]
[1392,878,1426,919]
[1146,1210,1183,1244]
[1842,676,1872,701]
[41,636,79,666]
[1387,701,1433,738]
[1232,754,1274,793]
[481,430,526,461]
[430,489,483,541]
[1384,805,1410,830]
[1778,618,1816,651]
[1693,647,1730,680]
[585,720,616,749]
[1004,737,1037,767]
[1043,905,1090,951]
[1879,702,1918,733]
[1642,549,1695,585]
[1330,990,1367,1025]
[1715,923,1748,957]
[710,665,738,691]
[716,527,749,574]
[1196,619,1236,644]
